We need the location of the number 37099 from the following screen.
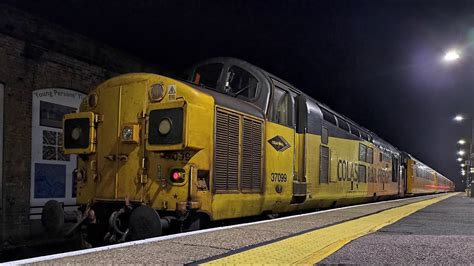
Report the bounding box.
[271,173,288,182]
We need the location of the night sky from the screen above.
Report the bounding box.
[8,0,474,190]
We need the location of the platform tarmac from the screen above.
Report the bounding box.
[8,192,465,265]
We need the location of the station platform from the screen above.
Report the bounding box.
[8,192,465,265]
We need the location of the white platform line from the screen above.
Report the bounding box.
[5,193,453,265]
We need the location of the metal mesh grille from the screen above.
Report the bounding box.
[241,118,262,191]
[215,110,240,191]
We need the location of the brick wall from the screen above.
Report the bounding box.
[0,5,158,247]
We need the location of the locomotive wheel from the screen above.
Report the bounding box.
[41,200,64,235]
[128,205,162,241]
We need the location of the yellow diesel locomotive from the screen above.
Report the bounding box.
[52,57,453,244]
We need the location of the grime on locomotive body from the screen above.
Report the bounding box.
[59,57,454,244]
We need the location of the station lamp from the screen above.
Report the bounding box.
[458,139,467,145]
[444,49,461,62]
[458,157,463,162]
[458,150,466,156]
[454,114,465,122]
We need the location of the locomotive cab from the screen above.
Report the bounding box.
[185,57,271,112]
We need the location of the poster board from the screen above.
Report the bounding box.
[30,88,85,218]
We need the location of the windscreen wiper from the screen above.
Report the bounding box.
[231,84,251,97]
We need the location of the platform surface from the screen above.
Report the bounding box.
[8,193,465,265]
[322,192,474,264]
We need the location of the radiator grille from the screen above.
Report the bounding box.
[214,109,263,193]
[241,118,263,191]
[214,111,240,191]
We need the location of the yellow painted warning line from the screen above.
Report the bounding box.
[204,193,457,265]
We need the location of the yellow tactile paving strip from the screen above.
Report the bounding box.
[204,193,456,265]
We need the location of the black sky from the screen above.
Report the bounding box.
[7,0,474,190]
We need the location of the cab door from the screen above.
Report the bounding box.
[265,80,298,211]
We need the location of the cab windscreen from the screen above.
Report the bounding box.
[64,118,90,149]
[149,108,183,145]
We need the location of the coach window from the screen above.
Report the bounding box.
[349,125,360,138]
[192,63,223,90]
[359,143,367,162]
[367,147,374,164]
[270,86,292,127]
[224,66,259,100]
[321,108,337,126]
[337,118,350,132]
[360,131,369,141]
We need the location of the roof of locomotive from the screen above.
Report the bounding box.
[191,57,399,153]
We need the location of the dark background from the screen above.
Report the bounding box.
[6,0,474,190]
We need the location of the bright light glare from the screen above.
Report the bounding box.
[461,163,466,167]
[454,115,465,122]
[462,172,466,176]
[444,50,460,62]
[458,139,467,145]
[457,157,463,162]
[458,150,466,156]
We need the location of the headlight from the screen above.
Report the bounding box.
[158,118,172,135]
[64,118,90,149]
[149,84,165,102]
[63,112,96,154]
[122,126,133,141]
[71,127,82,141]
[148,108,183,145]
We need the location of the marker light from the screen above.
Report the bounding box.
[172,171,180,180]
[170,169,185,183]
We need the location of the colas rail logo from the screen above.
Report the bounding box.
[268,135,290,152]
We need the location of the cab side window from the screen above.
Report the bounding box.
[270,87,291,127]
[224,66,259,99]
[192,63,223,89]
